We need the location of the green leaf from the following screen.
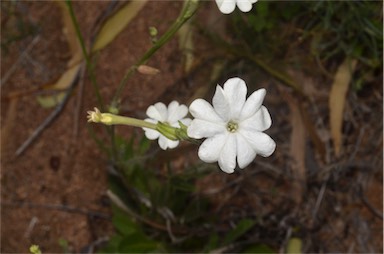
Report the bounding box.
[222,219,256,245]
[36,92,66,108]
[203,233,219,252]
[98,235,123,253]
[112,205,138,236]
[118,233,163,253]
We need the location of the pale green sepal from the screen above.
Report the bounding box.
[156,122,178,141]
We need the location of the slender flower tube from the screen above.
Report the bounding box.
[187,77,276,173]
[215,0,258,14]
[87,108,157,129]
[143,101,191,150]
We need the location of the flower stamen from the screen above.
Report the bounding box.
[227,121,238,133]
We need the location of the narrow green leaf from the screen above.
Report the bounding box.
[118,233,162,253]
[223,219,256,245]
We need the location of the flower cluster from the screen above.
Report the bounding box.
[88,78,275,173]
[138,77,276,173]
[86,3,275,173]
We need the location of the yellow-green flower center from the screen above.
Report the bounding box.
[227,121,238,133]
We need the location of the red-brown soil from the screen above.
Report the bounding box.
[1,1,382,253]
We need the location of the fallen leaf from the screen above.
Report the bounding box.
[1,98,18,158]
[285,91,306,205]
[287,237,302,254]
[92,0,148,52]
[178,19,194,72]
[36,92,67,108]
[36,2,82,107]
[329,58,357,157]
[137,65,160,75]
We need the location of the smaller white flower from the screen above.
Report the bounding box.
[215,0,258,14]
[187,77,276,173]
[143,101,191,150]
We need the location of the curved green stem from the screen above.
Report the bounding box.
[65,0,105,111]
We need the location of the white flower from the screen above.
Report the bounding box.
[144,101,191,150]
[187,77,276,173]
[215,0,258,14]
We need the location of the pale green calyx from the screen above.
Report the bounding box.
[156,122,178,141]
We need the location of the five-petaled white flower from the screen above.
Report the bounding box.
[215,0,258,14]
[187,77,276,173]
[144,101,191,150]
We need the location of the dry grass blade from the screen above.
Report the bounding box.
[1,98,18,158]
[92,0,148,52]
[329,58,357,157]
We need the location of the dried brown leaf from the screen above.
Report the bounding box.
[286,92,306,205]
[92,0,148,52]
[1,98,18,158]
[329,58,357,157]
[137,65,160,75]
[37,2,82,107]
[178,19,194,72]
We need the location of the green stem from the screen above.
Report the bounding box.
[111,0,198,108]
[65,0,105,111]
[106,115,157,129]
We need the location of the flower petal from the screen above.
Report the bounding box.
[240,106,272,132]
[188,119,226,139]
[218,134,237,173]
[158,135,179,150]
[198,133,228,163]
[144,129,160,140]
[238,129,276,157]
[236,134,256,168]
[189,99,224,123]
[143,118,160,139]
[240,88,266,120]
[223,77,247,120]
[167,101,188,123]
[146,102,167,121]
[215,0,236,14]
[236,0,254,12]
[212,85,231,122]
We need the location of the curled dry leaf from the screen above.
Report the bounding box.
[329,58,357,157]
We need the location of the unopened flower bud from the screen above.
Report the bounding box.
[137,65,160,75]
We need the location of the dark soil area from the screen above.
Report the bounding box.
[1,1,382,253]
